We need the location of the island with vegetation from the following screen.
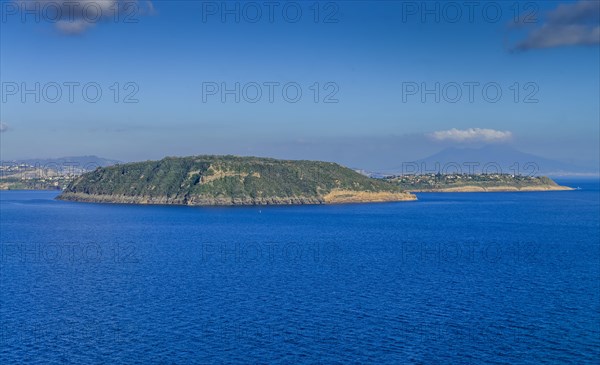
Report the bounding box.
[57,155,417,205]
[385,173,573,192]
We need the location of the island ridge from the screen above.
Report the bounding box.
[57,155,417,205]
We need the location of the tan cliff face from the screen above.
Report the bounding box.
[322,189,417,203]
[199,169,261,184]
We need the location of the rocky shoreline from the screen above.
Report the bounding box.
[322,190,417,203]
[57,185,572,205]
[409,185,574,193]
[57,190,417,206]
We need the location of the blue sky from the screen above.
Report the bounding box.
[0,0,599,170]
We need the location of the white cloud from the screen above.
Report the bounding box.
[514,1,600,51]
[56,19,96,34]
[548,1,600,25]
[15,0,154,35]
[517,24,600,51]
[0,122,9,133]
[429,128,513,143]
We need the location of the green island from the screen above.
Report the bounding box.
[385,173,573,192]
[57,155,417,205]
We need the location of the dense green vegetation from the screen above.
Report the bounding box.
[60,155,408,204]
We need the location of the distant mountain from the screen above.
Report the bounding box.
[10,156,121,173]
[384,146,597,176]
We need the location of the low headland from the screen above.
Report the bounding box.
[385,173,573,192]
[57,155,417,206]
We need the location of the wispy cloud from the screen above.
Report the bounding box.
[513,1,600,51]
[16,0,154,35]
[0,122,9,133]
[428,128,513,143]
[55,18,95,34]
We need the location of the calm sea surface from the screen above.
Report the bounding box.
[1,179,599,364]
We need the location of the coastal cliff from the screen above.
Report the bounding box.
[57,156,416,206]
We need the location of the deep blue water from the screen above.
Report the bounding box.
[1,180,599,364]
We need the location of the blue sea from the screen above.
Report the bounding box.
[1,179,599,364]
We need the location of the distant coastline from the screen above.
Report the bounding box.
[408,185,573,193]
[385,173,573,193]
[2,156,576,200]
